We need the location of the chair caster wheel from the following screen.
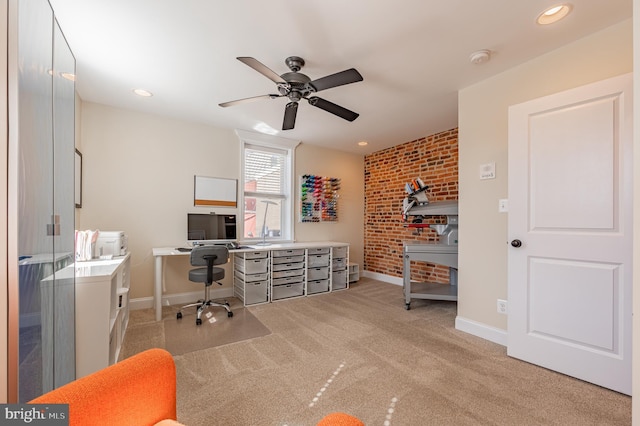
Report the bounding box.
[177,312,182,319]
[227,311,233,318]
[196,318,202,325]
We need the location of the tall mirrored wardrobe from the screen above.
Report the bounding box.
[8,0,76,402]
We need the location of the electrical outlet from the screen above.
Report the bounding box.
[497,299,508,314]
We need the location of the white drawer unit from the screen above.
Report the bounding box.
[271,248,305,301]
[234,257,269,274]
[234,250,270,306]
[308,278,329,295]
[333,246,348,258]
[331,245,349,291]
[272,262,305,272]
[272,255,305,264]
[235,270,269,282]
[308,253,330,267]
[332,269,348,290]
[234,278,269,305]
[308,247,330,255]
[272,282,304,300]
[272,268,305,279]
[308,266,329,281]
[272,249,305,257]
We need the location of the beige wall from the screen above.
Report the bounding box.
[294,143,364,267]
[78,102,364,302]
[457,19,632,333]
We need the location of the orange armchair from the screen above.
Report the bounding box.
[30,348,179,426]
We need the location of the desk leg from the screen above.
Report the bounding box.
[403,253,411,310]
[154,255,162,321]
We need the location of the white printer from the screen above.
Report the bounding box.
[95,231,128,257]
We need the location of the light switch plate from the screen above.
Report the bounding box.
[498,199,508,212]
[479,162,496,180]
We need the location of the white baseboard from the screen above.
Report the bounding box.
[361,270,403,286]
[130,287,234,311]
[455,316,507,347]
[362,269,507,347]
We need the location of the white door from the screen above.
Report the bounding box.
[507,73,632,395]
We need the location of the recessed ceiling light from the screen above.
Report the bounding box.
[537,4,572,25]
[358,141,368,146]
[133,88,153,97]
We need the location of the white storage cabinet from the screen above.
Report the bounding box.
[331,246,349,290]
[307,247,331,295]
[271,249,306,301]
[234,250,270,306]
[72,254,130,378]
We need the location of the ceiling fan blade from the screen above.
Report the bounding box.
[237,57,286,84]
[308,96,359,122]
[282,102,298,130]
[219,94,280,108]
[308,68,363,92]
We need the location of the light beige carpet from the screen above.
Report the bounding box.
[122,278,631,426]
[164,303,271,356]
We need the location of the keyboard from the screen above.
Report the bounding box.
[176,247,192,252]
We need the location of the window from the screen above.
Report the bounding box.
[238,131,298,243]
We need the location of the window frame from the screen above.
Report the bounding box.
[237,130,299,244]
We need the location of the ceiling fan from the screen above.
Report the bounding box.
[219,56,363,130]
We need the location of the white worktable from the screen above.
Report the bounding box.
[152,242,347,321]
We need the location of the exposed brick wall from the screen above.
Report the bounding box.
[364,128,458,282]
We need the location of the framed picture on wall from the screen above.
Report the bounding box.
[75,149,82,208]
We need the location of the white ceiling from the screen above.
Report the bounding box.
[48,0,632,155]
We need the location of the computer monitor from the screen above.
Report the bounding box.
[187,213,237,245]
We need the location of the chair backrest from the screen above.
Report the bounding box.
[190,245,229,267]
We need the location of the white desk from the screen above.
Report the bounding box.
[152,242,348,321]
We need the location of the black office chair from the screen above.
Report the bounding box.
[176,245,233,325]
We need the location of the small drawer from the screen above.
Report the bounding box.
[272,249,305,257]
[234,257,268,274]
[308,254,330,267]
[332,270,347,290]
[272,283,304,299]
[234,270,269,282]
[308,279,329,295]
[332,258,347,270]
[308,247,330,255]
[272,262,304,272]
[236,251,269,260]
[272,255,304,264]
[332,246,348,258]
[272,268,304,279]
[308,267,329,281]
[234,278,268,304]
[272,276,304,286]
[271,249,304,257]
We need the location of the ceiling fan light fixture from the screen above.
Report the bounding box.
[537,4,572,25]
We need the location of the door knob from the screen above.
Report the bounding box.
[510,239,522,248]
